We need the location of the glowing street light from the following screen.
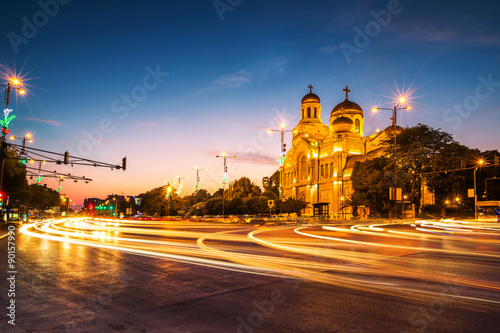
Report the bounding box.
[372,97,411,218]
[474,159,486,220]
[0,77,27,193]
[216,152,236,216]
[268,122,293,203]
[174,175,188,196]
[190,167,207,192]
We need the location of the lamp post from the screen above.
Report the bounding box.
[0,77,26,193]
[216,152,236,216]
[373,98,411,218]
[268,123,293,205]
[164,182,173,216]
[174,176,188,196]
[190,167,207,193]
[474,159,485,220]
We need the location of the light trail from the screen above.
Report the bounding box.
[19,217,500,305]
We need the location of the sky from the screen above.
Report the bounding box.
[1,0,499,206]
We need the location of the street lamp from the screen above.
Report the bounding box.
[174,176,188,196]
[216,152,236,216]
[9,133,33,163]
[164,182,173,216]
[190,167,207,193]
[373,98,411,218]
[474,159,485,220]
[268,122,293,203]
[0,77,27,193]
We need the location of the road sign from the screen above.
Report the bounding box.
[268,200,274,208]
[495,208,500,216]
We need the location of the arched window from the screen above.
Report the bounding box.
[330,162,333,178]
[307,107,311,118]
[301,108,304,119]
[355,119,360,133]
[314,107,317,118]
[325,163,329,178]
[300,156,307,180]
[321,164,324,179]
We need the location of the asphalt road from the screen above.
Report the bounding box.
[1,218,499,332]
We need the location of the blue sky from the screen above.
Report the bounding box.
[1,0,499,205]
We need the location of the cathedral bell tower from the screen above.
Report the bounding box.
[300,84,322,123]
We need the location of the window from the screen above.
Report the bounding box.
[307,107,311,118]
[321,164,324,179]
[300,156,307,180]
[314,107,317,118]
[355,119,360,133]
[330,162,333,178]
[301,108,304,119]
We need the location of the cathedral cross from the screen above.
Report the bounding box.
[308,84,314,93]
[343,86,350,100]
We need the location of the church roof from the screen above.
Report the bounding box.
[330,86,363,118]
[332,116,354,126]
[332,99,363,113]
[344,154,368,171]
[383,124,403,134]
[301,93,320,104]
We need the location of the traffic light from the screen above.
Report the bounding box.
[0,192,3,206]
[64,151,69,164]
[224,166,227,173]
[122,157,127,171]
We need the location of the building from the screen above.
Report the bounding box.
[282,85,403,217]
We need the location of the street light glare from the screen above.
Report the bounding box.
[11,78,20,85]
[281,122,285,128]
[268,129,273,134]
[399,97,405,103]
[405,106,411,110]
[372,108,379,112]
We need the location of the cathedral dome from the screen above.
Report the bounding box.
[383,124,403,134]
[330,86,363,119]
[331,99,363,113]
[301,93,320,104]
[332,116,354,132]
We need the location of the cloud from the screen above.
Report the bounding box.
[235,152,276,165]
[259,57,287,80]
[406,25,500,47]
[23,117,60,126]
[206,150,276,166]
[215,70,252,87]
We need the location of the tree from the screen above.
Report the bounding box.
[227,177,261,199]
[139,186,169,216]
[382,124,456,214]
[262,170,279,199]
[351,156,391,214]
[281,197,308,216]
[26,184,60,210]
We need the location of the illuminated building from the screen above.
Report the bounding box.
[282,85,410,217]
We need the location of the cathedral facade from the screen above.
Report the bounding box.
[282,86,393,217]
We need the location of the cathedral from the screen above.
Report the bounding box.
[282,85,397,217]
